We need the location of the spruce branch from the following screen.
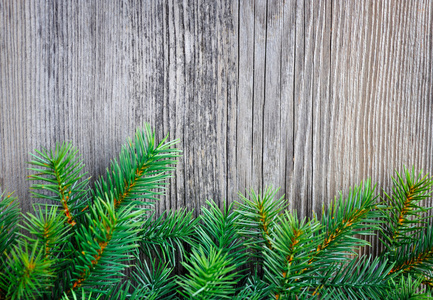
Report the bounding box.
[388,224,433,278]
[0,191,20,262]
[99,281,151,300]
[28,142,90,226]
[129,259,177,300]
[69,196,143,293]
[197,199,246,264]
[380,168,433,252]
[311,180,380,265]
[61,289,101,300]
[313,256,395,299]
[264,211,323,298]
[177,246,238,299]
[177,200,248,299]
[232,274,274,300]
[235,187,286,253]
[93,125,180,211]
[20,205,72,261]
[0,241,54,300]
[385,275,433,300]
[140,208,198,266]
[65,126,179,295]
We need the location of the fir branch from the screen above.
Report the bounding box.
[232,274,274,300]
[0,241,54,300]
[61,289,101,300]
[314,256,395,299]
[385,275,433,300]
[28,142,90,226]
[180,199,247,298]
[235,187,286,253]
[100,281,149,300]
[388,225,433,277]
[129,259,177,300]
[264,211,323,298]
[21,205,72,261]
[140,209,199,266]
[311,181,379,264]
[66,126,179,295]
[0,191,20,261]
[69,196,143,293]
[177,246,238,299]
[380,168,433,252]
[267,181,380,299]
[93,125,180,211]
[197,199,246,266]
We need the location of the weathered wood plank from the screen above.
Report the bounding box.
[0,0,432,240]
[289,0,314,217]
[237,0,254,197]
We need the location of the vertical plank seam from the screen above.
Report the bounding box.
[262,0,268,193]
[251,0,255,192]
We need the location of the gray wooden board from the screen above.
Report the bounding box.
[1,0,433,258]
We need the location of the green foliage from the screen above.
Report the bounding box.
[196,200,246,269]
[381,168,433,249]
[385,275,433,300]
[315,256,395,299]
[1,126,433,299]
[177,246,238,299]
[21,205,72,261]
[140,209,198,266]
[0,191,20,261]
[317,181,380,259]
[235,187,286,253]
[177,199,246,299]
[232,274,274,300]
[71,197,143,293]
[263,210,323,296]
[129,259,177,300]
[0,241,54,300]
[28,142,91,226]
[93,124,180,210]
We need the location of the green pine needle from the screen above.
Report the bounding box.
[140,208,199,266]
[235,186,286,254]
[380,168,433,253]
[0,241,54,300]
[93,125,181,211]
[28,142,91,226]
[177,246,238,299]
[0,191,20,262]
[69,196,143,293]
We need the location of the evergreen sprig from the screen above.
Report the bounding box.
[0,191,20,261]
[130,259,177,299]
[177,199,247,299]
[380,168,433,257]
[0,241,54,300]
[177,246,238,299]
[1,126,433,299]
[263,211,323,296]
[314,181,380,263]
[21,206,72,260]
[93,125,181,211]
[235,187,286,254]
[385,275,433,299]
[70,196,143,293]
[140,209,198,265]
[28,142,91,226]
[315,256,395,299]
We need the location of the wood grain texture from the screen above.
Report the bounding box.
[1,0,432,244]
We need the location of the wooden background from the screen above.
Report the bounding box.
[1,0,432,253]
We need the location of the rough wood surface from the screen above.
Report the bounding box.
[1,0,432,245]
